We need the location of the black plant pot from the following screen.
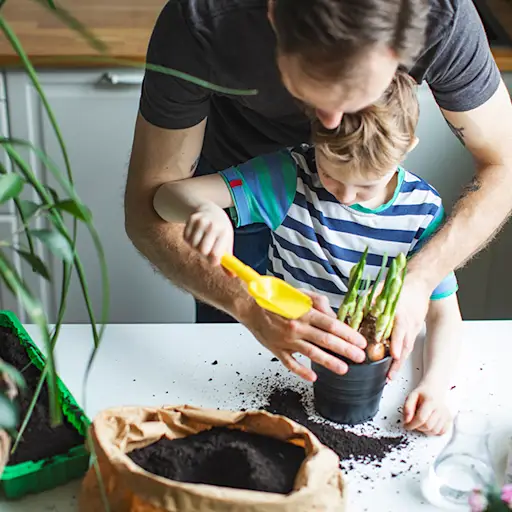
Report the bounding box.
[311,355,392,425]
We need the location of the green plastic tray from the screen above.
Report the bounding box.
[0,310,91,500]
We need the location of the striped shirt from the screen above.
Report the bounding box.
[220,148,458,310]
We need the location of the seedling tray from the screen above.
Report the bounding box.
[0,310,90,499]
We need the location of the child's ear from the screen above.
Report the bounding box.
[408,136,419,153]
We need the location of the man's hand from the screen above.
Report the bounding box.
[240,290,367,382]
[403,382,452,436]
[183,202,234,265]
[388,271,431,380]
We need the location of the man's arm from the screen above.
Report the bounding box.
[412,79,512,281]
[390,77,512,375]
[125,113,253,319]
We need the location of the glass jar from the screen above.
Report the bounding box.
[422,411,495,509]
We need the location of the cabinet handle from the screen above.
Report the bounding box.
[99,72,143,86]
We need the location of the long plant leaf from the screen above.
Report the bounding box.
[0,251,60,428]
[0,173,23,203]
[16,199,40,221]
[0,394,18,430]
[0,360,26,390]
[54,199,92,222]
[3,145,107,347]
[30,228,74,263]
[29,55,258,96]
[1,139,109,340]
[0,17,89,354]
[32,0,107,53]
[14,247,52,280]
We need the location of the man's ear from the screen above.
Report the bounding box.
[408,136,419,153]
[267,0,275,28]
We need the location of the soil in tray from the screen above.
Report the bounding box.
[128,426,306,494]
[0,326,84,466]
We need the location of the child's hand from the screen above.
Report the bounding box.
[183,202,234,265]
[403,383,452,436]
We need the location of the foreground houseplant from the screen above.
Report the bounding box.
[0,0,257,502]
[312,249,407,425]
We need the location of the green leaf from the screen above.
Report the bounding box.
[46,186,60,204]
[30,229,74,263]
[0,394,18,430]
[14,248,51,280]
[0,173,23,203]
[0,360,26,391]
[17,199,41,220]
[32,0,106,53]
[54,199,92,222]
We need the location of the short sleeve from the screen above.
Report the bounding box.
[409,204,458,301]
[425,0,501,112]
[219,151,298,230]
[139,0,211,129]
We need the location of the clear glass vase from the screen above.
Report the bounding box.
[422,411,495,509]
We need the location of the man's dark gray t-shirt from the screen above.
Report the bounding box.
[139,0,500,171]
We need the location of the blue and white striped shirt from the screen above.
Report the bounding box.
[220,148,457,309]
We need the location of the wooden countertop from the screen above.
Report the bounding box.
[0,0,511,71]
[0,0,165,66]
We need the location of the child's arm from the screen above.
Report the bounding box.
[403,293,462,436]
[153,175,235,264]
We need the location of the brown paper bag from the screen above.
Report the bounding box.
[79,405,345,512]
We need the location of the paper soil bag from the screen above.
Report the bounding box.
[79,405,345,512]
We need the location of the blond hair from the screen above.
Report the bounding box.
[313,70,419,176]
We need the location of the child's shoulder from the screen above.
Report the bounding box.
[400,167,443,204]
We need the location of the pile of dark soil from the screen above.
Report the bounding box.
[128,426,305,494]
[0,326,84,465]
[263,388,407,463]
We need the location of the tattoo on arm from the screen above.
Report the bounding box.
[445,119,466,146]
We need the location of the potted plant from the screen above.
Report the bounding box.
[312,249,407,425]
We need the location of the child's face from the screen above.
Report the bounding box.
[315,151,396,206]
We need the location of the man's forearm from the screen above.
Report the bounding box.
[408,161,512,289]
[127,218,254,320]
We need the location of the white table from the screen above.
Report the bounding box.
[0,321,511,512]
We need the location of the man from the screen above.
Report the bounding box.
[124,0,512,381]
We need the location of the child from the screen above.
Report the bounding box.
[153,71,462,436]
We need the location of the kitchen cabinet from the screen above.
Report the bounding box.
[4,70,195,324]
[1,69,511,323]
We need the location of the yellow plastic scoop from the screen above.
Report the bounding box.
[221,254,312,320]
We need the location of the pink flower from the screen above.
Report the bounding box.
[469,490,488,512]
[501,484,512,506]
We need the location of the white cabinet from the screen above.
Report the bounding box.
[4,70,194,324]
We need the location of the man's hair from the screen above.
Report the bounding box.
[313,70,419,175]
[273,0,429,79]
